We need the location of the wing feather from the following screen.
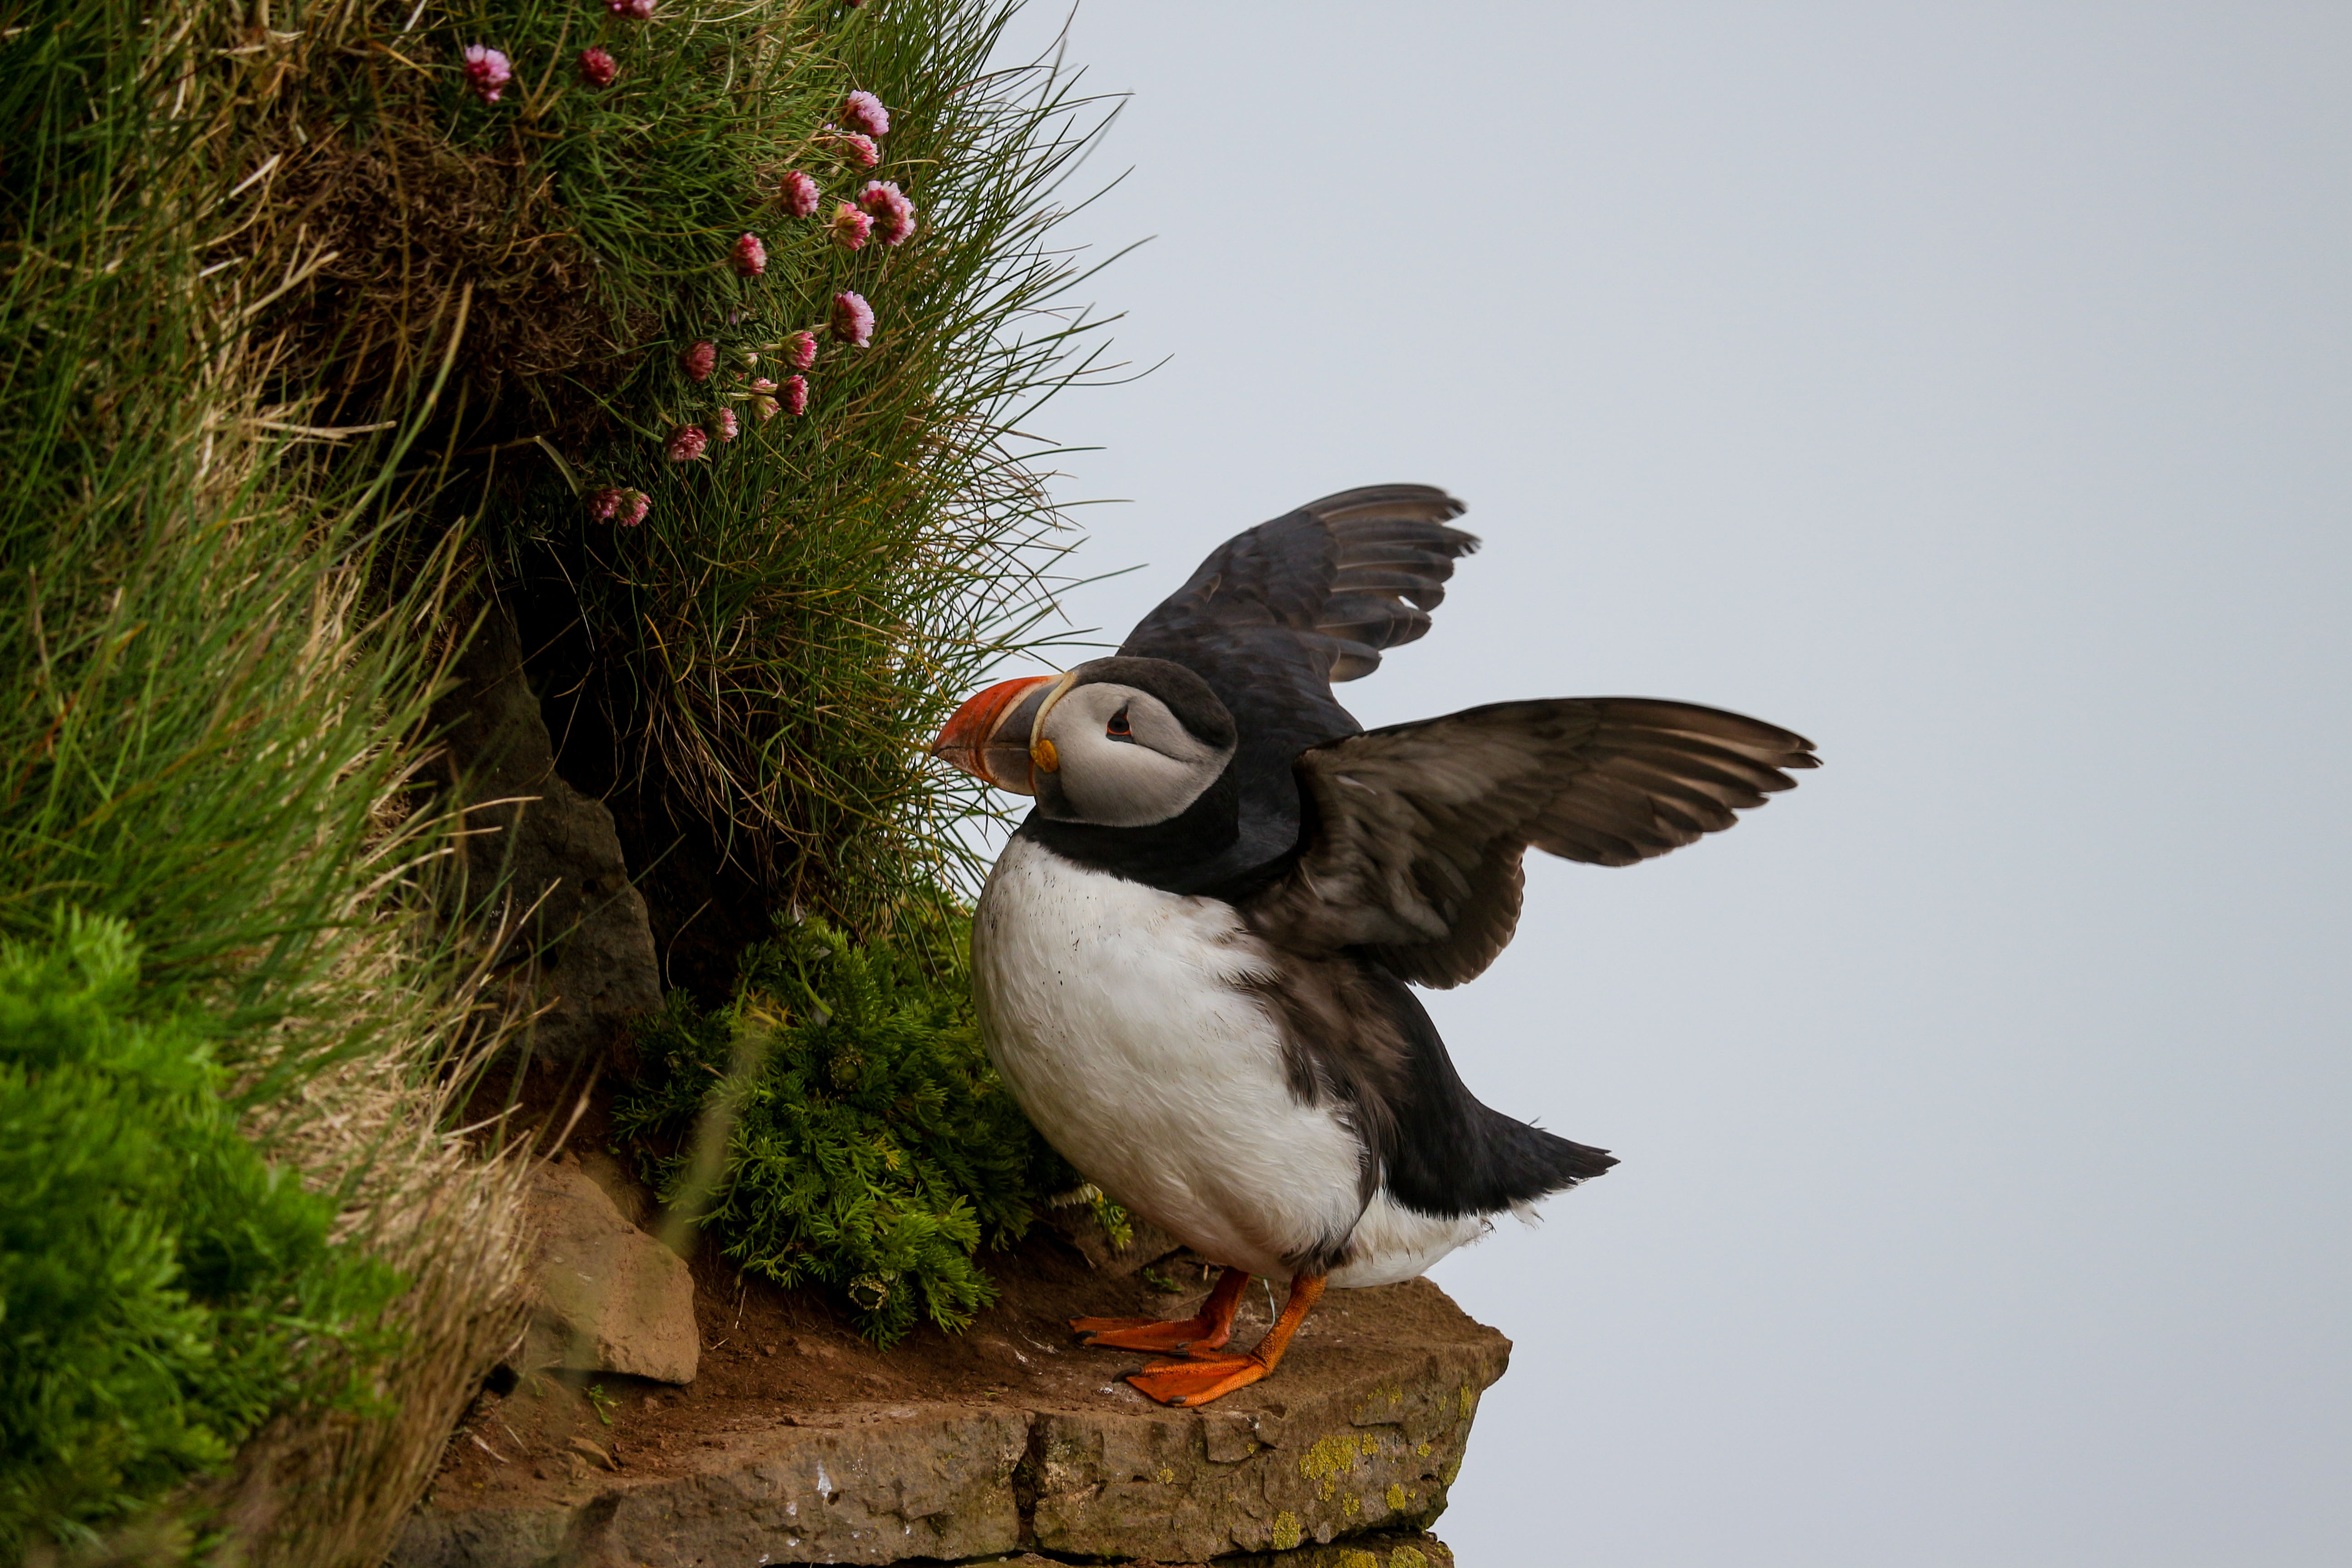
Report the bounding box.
[1114,485,1481,885]
[1248,698,1819,986]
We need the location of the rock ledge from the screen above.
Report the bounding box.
[396,1274,1502,1567]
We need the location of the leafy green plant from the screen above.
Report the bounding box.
[619,910,1077,1345]
[0,914,404,1559]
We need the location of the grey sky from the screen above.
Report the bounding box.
[984,5,2351,1562]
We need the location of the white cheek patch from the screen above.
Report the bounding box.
[1041,684,1233,827]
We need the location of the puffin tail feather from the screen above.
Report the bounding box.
[1369,968,1620,1219]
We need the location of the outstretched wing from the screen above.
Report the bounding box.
[1117,485,1479,887]
[1120,484,1478,756]
[1246,699,1820,988]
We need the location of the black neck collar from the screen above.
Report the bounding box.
[1016,758,1292,901]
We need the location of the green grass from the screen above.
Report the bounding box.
[239,0,1119,933]
[0,3,540,1559]
[1,0,1117,1556]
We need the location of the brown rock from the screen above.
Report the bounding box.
[398,1405,1031,1567]
[967,1535,1452,1568]
[518,1164,698,1385]
[1024,1318,1493,1561]
[394,1277,1501,1566]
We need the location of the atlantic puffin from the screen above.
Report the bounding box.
[932,485,1817,1406]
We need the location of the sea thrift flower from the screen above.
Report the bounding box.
[714,407,740,441]
[589,487,651,525]
[751,394,779,423]
[779,170,820,218]
[829,201,872,250]
[825,130,880,169]
[831,291,874,347]
[750,377,778,394]
[733,231,767,277]
[783,330,817,371]
[607,0,656,16]
[781,374,809,415]
[578,48,617,87]
[462,45,512,104]
[839,91,891,137]
[666,425,708,462]
[681,340,717,381]
[858,179,916,245]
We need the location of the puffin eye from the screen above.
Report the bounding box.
[1105,706,1134,741]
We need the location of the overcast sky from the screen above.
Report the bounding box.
[983,5,2351,1563]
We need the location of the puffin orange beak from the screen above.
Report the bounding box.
[931,674,1061,794]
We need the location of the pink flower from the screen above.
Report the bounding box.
[783,330,817,371]
[714,407,740,441]
[831,291,874,347]
[607,0,656,16]
[829,201,872,250]
[751,395,779,423]
[578,48,617,87]
[781,374,809,416]
[779,170,820,218]
[681,340,717,381]
[462,45,513,105]
[840,91,891,137]
[732,231,767,277]
[750,377,778,394]
[591,487,651,526]
[824,130,880,169]
[666,425,708,462]
[858,179,916,245]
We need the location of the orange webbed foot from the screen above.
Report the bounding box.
[1125,1353,1269,1406]
[1121,1271,1327,1407]
[1070,1265,1250,1356]
[1068,1314,1232,1355]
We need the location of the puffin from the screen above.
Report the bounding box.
[931,485,1817,1407]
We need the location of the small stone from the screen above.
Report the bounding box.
[516,1165,699,1384]
[567,1436,613,1470]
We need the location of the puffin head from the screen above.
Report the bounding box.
[931,656,1238,827]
